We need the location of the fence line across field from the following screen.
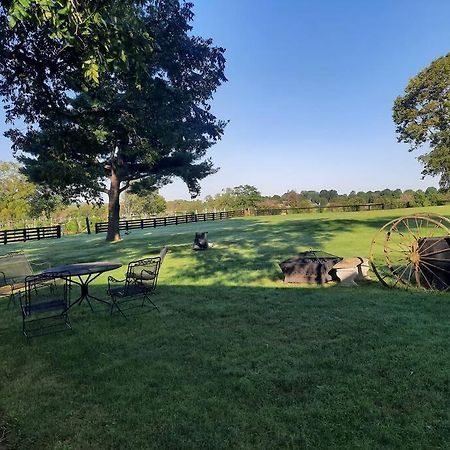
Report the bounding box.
[94,211,245,234]
[94,204,387,234]
[0,201,431,242]
[0,225,61,245]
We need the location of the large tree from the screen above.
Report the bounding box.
[393,53,450,188]
[0,1,227,241]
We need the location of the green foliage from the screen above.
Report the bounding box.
[393,53,450,188]
[122,191,166,217]
[205,185,262,210]
[4,0,153,84]
[1,1,227,239]
[0,161,35,226]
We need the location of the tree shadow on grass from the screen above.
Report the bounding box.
[1,210,446,287]
[164,216,399,285]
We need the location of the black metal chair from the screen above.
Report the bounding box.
[107,257,162,318]
[0,251,50,308]
[20,272,71,338]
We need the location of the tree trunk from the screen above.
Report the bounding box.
[106,169,121,242]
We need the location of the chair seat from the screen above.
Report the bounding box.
[0,282,25,295]
[110,283,151,298]
[22,299,66,316]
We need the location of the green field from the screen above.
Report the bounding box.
[1,206,450,449]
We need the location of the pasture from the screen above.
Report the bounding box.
[1,206,450,449]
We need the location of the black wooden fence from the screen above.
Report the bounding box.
[94,203,389,234]
[253,203,385,216]
[0,225,61,245]
[94,210,245,234]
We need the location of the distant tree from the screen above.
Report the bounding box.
[230,185,262,209]
[282,190,303,208]
[393,53,450,188]
[0,161,34,226]
[319,189,338,202]
[122,191,166,217]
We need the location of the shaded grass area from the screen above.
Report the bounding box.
[1,206,450,449]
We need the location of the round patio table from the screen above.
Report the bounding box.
[43,262,122,310]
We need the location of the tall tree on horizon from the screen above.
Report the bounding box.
[393,53,450,189]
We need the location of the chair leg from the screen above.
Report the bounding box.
[8,292,17,309]
[144,294,159,312]
[110,297,127,319]
[63,311,72,330]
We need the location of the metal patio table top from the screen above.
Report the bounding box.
[43,262,122,309]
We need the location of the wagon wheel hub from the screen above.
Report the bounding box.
[409,243,421,265]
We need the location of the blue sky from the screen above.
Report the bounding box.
[1,0,450,199]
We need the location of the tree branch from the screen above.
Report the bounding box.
[119,180,131,193]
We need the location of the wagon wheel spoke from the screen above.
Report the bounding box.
[406,263,414,285]
[401,219,419,242]
[420,256,450,262]
[420,259,450,275]
[417,264,433,290]
[419,235,450,255]
[419,261,450,289]
[392,262,413,287]
[420,246,450,258]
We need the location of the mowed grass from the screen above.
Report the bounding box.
[1,206,450,449]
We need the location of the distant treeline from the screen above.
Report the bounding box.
[1,160,448,232]
[165,186,449,214]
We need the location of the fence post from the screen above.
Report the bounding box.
[141,219,144,229]
[37,227,41,240]
[85,217,91,234]
[56,225,61,239]
[175,216,178,225]
[164,217,167,226]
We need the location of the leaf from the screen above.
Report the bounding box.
[8,15,17,28]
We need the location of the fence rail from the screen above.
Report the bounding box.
[94,210,245,234]
[1,225,61,245]
[253,203,385,216]
[92,203,402,234]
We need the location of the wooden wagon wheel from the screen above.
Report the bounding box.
[370,214,450,290]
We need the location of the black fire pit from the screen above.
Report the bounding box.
[279,250,342,284]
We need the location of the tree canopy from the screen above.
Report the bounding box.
[0,0,227,241]
[3,0,153,83]
[393,53,450,188]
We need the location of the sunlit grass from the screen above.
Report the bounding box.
[1,205,450,449]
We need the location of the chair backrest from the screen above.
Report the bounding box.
[23,272,69,315]
[0,252,33,281]
[126,257,161,294]
[159,247,168,265]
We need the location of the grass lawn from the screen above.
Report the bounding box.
[1,206,450,449]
